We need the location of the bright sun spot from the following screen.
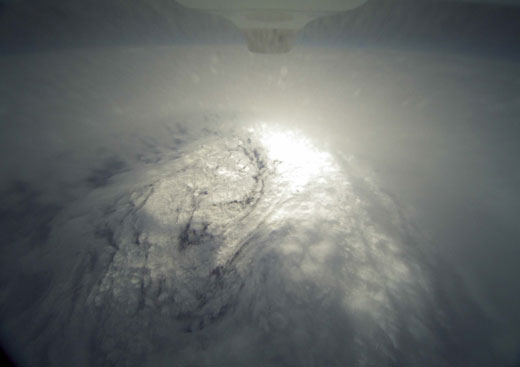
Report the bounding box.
[254,124,336,190]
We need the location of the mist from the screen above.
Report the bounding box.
[1,1,520,366]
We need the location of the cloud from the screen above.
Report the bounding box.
[0,45,518,366]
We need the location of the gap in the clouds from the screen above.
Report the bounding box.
[0,344,16,367]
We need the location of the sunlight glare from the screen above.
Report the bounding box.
[256,124,335,190]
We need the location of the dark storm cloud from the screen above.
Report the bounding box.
[0,345,15,367]
[1,0,520,60]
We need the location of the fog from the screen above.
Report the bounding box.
[1,1,520,366]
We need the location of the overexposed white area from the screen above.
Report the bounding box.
[1,45,519,366]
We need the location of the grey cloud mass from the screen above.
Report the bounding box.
[1,2,520,366]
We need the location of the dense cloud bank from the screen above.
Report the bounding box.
[2,0,520,59]
[0,121,493,366]
[1,46,519,366]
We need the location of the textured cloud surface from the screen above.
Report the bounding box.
[0,123,489,366]
[1,46,519,366]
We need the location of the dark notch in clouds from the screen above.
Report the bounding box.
[0,345,16,367]
[0,181,60,246]
[86,157,128,189]
[1,0,520,59]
